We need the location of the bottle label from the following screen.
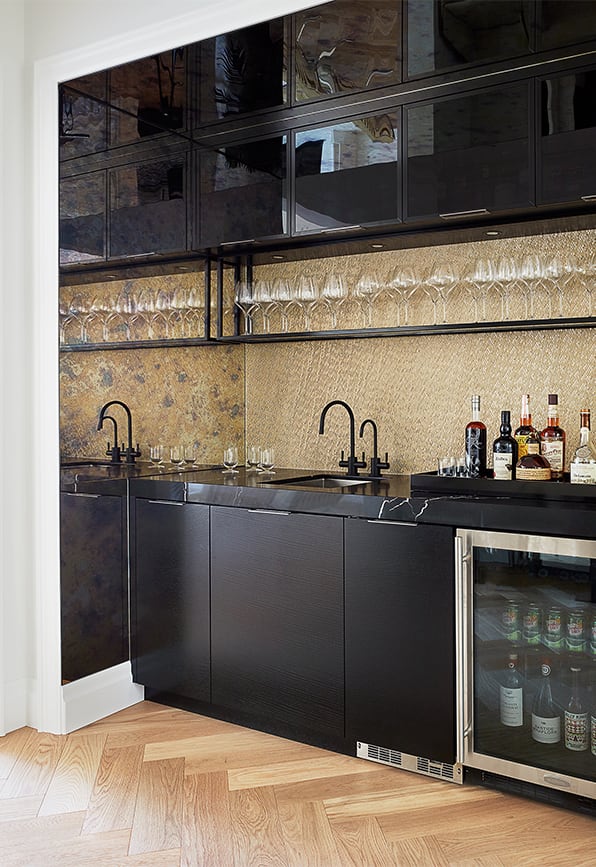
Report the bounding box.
[500,685,523,726]
[515,434,529,459]
[564,711,588,750]
[541,440,564,471]
[516,466,552,481]
[493,452,513,480]
[570,463,596,485]
[532,713,560,744]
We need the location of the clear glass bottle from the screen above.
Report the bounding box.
[540,393,566,480]
[514,394,537,460]
[532,660,560,744]
[493,410,518,480]
[500,651,524,727]
[570,410,596,485]
[564,665,588,751]
[465,395,487,479]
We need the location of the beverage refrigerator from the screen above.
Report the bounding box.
[456,529,596,804]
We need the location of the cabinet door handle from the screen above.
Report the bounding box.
[146,499,185,506]
[220,239,255,246]
[320,224,361,233]
[65,492,100,498]
[439,208,489,220]
[580,194,596,202]
[366,519,417,527]
[455,534,469,765]
[247,508,291,516]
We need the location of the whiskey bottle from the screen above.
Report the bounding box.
[564,666,588,751]
[532,660,560,744]
[465,395,487,478]
[500,651,524,727]
[514,394,537,460]
[492,410,518,480]
[570,410,596,485]
[540,394,566,481]
[515,438,551,481]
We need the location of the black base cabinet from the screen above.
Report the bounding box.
[60,491,127,682]
[345,518,456,765]
[132,499,210,702]
[210,506,344,740]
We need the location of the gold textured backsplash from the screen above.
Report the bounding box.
[60,344,244,460]
[245,328,596,475]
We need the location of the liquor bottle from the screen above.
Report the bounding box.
[540,394,566,481]
[493,410,518,480]
[465,395,487,478]
[515,437,551,481]
[564,665,588,751]
[514,394,538,460]
[570,410,596,485]
[532,660,561,744]
[500,651,524,727]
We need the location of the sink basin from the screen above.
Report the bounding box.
[61,459,120,468]
[263,474,374,489]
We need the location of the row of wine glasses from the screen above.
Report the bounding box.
[60,284,205,345]
[222,445,275,474]
[234,251,595,334]
[149,444,199,470]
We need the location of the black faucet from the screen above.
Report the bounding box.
[98,414,122,463]
[97,400,141,464]
[359,418,390,478]
[319,400,367,476]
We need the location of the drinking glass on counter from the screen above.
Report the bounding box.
[149,444,164,467]
[170,445,184,468]
[183,444,198,468]
[223,446,239,474]
[259,447,275,474]
[246,445,261,471]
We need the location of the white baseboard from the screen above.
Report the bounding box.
[0,677,34,735]
[62,661,144,733]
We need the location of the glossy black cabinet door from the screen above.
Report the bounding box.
[197,19,286,124]
[406,0,533,80]
[59,71,108,160]
[294,1,401,103]
[109,157,188,258]
[538,67,596,204]
[345,519,456,763]
[294,111,400,234]
[405,81,531,222]
[61,492,127,682]
[211,507,344,738]
[197,136,287,247]
[109,49,186,146]
[133,500,210,702]
[537,1,596,51]
[59,170,106,265]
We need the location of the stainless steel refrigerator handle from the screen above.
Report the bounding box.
[454,533,470,765]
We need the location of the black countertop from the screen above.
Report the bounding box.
[61,461,596,539]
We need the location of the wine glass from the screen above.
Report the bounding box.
[354,271,379,328]
[389,266,417,326]
[428,262,458,324]
[246,445,261,472]
[295,274,319,331]
[235,280,258,336]
[321,274,348,330]
[185,282,205,337]
[169,444,184,469]
[183,444,198,468]
[253,278,276,334]
[259,447,275,474]
[149,444,164,468]
[272,277,293,333]
[223,446,239,473]
[470,259,496,322]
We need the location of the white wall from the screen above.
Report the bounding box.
[0,0,325,734]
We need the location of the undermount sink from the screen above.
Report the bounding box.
[61,459,120,468]
[263,474,374,489]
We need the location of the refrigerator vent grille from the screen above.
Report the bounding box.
[356,742,462,785]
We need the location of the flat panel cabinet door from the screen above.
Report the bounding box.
[406,82,531,223]
[59,171,106,267]
[133,500,210,702]
[345,519,456,764]
[537,1,596,52]
[211,507,344,737]
[538,67,596,204]
[60,492,127,682]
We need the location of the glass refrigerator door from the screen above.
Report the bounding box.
[458,529,596,800]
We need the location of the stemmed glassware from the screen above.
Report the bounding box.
[421,264,440,325]
[389,266,417,326]
[272,277,292,333]
[295,274,319,331]
[183,444,198,468]
[62,292,87,344]
[149,444,165,468]
[259,447,275,474]
[252,278,276,334]
[84,295,109,344]
[321,274,348,330]
[354,271,379,328]
[246,445,261,472]
[427,262,458,324]
[169,445,184,469]
[470,259,496,322]
[520,254,551,319]
[494,257,517,321]
[223,446,239,474]
[235,280,258,335]
[185,283,205,337]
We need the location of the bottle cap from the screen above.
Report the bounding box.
[548,393,558,404]
[501,410,511,425]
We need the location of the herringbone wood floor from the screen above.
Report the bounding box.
[0,701,594,866]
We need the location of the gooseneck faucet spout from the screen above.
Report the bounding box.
[319,399,367,476]
[359,418,390,478]
[99,414,121,463]
[97,400,141,464]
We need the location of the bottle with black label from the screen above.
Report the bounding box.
[493,410,518,480]
[465,395,487,478]
[540,393,566,480]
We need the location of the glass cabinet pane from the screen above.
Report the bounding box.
[406,82,530,221]
[59,171,106,265]
[537,1,596,51]
[59,72,107,160]
[109,49,186,146]
[539,67,596,204]
[197,19,286,124]
[294,112,400,234]
[294,1,401,103]
[197,136,287,248]
[406,0,532,80]
[109,158,187,258]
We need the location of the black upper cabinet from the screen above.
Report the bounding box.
[405,81,532,222]
[197,135,287,247]
[196,19,286,125]
[59,170,106,265]
[406,0,533,80]
[538,66,596,205]
[293,0,401,103]
[294,110,400,234]
[537,1,596,51]
[59,71,108,160]
[109,156,188,258]
[108,49,187,147]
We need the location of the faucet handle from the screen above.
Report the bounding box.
[370,452,390,477]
